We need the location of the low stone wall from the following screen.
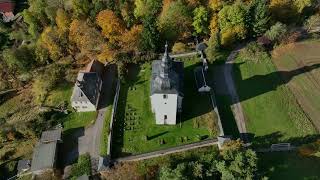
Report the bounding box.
[107,79,121,157]
[209,90,224,137]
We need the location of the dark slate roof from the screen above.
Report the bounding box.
[31,142,57,172]
[196,42,208,51]
[85,60,104,76]
[151,60,183,95]
[40,129,62,143]
[71,72,100,104]
[17,160,31,174]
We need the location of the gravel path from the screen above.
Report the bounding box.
[224,47,248,142]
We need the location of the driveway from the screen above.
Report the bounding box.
[78,65,116,158]
[223,47,249,142]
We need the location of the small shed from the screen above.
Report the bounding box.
[31,142,58,174]
[40,129,62,143]
[194,66,211,93]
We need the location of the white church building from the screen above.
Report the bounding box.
[150,44,184,125]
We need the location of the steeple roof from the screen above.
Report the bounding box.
[151,43,184,96]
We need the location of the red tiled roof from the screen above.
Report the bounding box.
[0,2,14,13]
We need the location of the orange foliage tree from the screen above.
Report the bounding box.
[96,10,125,43]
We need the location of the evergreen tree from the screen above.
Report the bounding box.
[250,0,270,37]
[139,16,160,52]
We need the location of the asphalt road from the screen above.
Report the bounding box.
[78,65,116,158]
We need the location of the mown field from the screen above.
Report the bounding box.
[112,59,219,157]
[272,40,320,131]
[234,48,317,145]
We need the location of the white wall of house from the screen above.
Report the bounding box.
[151,93,178,125]
[72,101,96,112]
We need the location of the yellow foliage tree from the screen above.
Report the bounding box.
[97,44,116,63]
[172,42,188,53]
[209,14,219,35]
[55,8,70,33]
[96,10,125,43]
[38,26,64,61]
[69,19,104,59]
[209,0,224,12]
[119,25,143,52]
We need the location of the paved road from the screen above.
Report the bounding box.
[115,139,218,162]
[78,65,116,158]
[170,51,198,58]
[224,47,248,142]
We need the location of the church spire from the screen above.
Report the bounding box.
[160,42,171,79]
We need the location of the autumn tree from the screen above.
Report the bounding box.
[69,20,104,59]
[119,25,143,52]
[55,9,71,34]
[192,6,209,35]
[218,2,249,46]
[96,10,125,43]
[72,0,91,18]
[134,0,162,18]
[38,26,65,61]
[158,0,192,41]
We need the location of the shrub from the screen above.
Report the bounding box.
[32,64,63,104]
[238,42,270,63]
[280,31,302,45]
[70,154,91,178]
[172,42,188,53]
[304,14,320,33]
[264,22,287,42]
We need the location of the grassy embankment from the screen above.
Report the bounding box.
[112,58,219,157]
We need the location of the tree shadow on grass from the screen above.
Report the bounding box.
[250,131,320,148]
[97,64,117,110]
[233,62,320,104]
[148,131,169,140]
[111,64,141,158]
[181,63,213,123]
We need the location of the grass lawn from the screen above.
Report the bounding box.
[112,59,218,157]
[234,51,316,146]
[258,151,320,179]
[44,82,97,135]
[272,40,320,131]
[44,82,74,108]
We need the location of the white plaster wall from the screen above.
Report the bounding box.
[151,93,177,125]
[72,101,96,112]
